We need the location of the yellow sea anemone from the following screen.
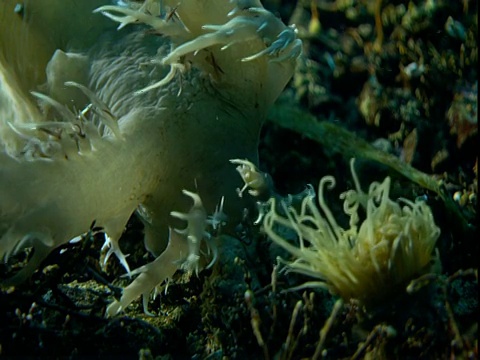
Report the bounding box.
[263,159,440,306]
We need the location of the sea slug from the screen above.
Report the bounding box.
[0,0,301,315]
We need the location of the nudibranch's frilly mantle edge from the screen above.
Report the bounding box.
[0,0,301,316]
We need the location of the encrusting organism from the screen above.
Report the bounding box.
[0,0,301,316]
[263,159,441,306]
